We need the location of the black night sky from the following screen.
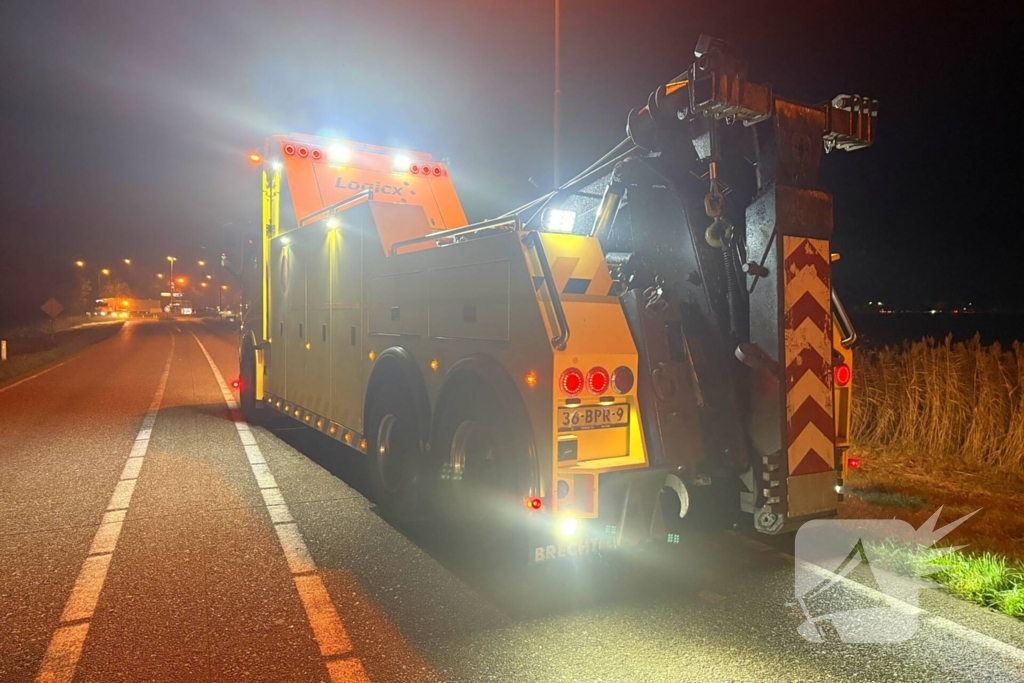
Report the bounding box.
[0,0,1018,328]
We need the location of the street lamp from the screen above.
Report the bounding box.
[219,284,228,309]
[554,0,561,186]
[197,260,205,267]
[123,258,131,265]
[167,256,177,294]
[75,260,85,268]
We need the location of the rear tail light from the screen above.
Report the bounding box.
[847,456,860,469]
[834,363,851,387]
[611,366,634,394]
[586,367,609,395]
[527,497,542,510]
[559,368,584,396]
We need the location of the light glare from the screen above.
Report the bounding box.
[559,518,579,537]
[328,145,350,164]
[393,154,411,172]
[545,209,576,233]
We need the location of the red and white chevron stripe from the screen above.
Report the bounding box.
[783,237,834,476]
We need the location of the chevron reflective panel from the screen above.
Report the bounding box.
[783,236,834,476]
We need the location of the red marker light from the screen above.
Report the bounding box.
[298,147,308,158]
[527,497,542,510]
[248,153,261,164]
[284,144,296,155]
[311,148,322,160]
[587,367,610,395]
[834,363,851,387]
[410,164,420,174]
[433,166,442,176]
[559,368,584,396]
[231,379,240,389]
[611,366,634,394]
[847,456,860,469]
[422,166,432,175]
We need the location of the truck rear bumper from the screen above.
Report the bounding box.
[528,467,670,566]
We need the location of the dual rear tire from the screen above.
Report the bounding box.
[364,376,528,568]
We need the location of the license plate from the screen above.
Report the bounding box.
[558,404,629,432]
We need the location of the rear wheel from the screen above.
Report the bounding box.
[364,382,421,516]
[239,341,266,424]
[430,379,528,570]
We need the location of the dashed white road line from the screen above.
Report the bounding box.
[191,333,369,682]
[34,338,175,683]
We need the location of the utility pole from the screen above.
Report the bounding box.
[553,0,561,188]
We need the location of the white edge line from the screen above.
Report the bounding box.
[0,359,71,394]
[734,533,1024,664]
[190,332,368,683]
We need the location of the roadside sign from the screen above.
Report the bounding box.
[41,298,64,318]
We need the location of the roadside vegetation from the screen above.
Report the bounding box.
[845,335,1024,618]
[852,335,1024,470]
[866,538,1024,618]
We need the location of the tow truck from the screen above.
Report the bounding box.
[238,36,872,565]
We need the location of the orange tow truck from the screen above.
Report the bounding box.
[238,35,873,564]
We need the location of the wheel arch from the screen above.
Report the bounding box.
[239,327,258,358]
[363,346,432,451]
[433,354,541,500]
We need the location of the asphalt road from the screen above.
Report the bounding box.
[1,319,1022,683]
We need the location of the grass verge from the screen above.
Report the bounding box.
[865,538,1024,618]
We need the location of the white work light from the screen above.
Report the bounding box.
[393,154,411,172]
[558,518,578,537]
[328,145,350,164]
[544,208,576,233]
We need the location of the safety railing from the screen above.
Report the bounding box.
[831,288,857,349]
[389,215,521,256]
[298,190,375,228]
[523,231,570,351]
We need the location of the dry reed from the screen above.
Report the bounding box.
[852,336,1024,471]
